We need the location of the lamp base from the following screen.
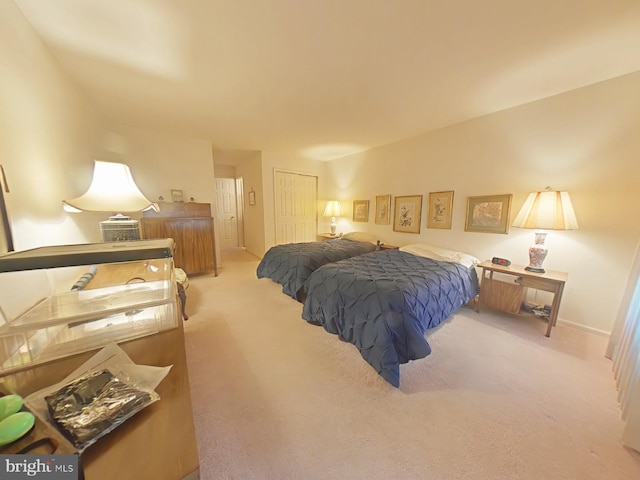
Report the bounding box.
[330,217,337,235]
[525,265,546,273]
[100,218,141,242]
[526,232,548,274]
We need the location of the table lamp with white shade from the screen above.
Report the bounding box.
[63,160,158,242]
[323,200,343,236]
[512,186,579,273]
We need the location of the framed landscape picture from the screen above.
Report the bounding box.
[427,190,454,229]
[464,194,513,234]
[375,194,391,224]
[353,200,369,222]
[393,195,423,233]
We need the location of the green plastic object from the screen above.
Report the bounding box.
[0,395,23,422]
[0,412,35,446]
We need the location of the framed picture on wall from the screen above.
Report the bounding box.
[248,190,256,206]
[464,194,513,234]
[427,190,454,229]
[393,195,423,233]
[375,194,391,225]
[171,189,184,202]
[353,200,369,222]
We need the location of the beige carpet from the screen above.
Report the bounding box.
[183,247,640,480]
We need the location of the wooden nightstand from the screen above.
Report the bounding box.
[317,233,339,241]
[379,244,399,250]
[476,260,568,337]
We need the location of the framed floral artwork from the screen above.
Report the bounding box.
[464,194,513,234]
[375,194,391,225]
[393,195,423,233]
[353,200,369,222]
[427,190,454,229]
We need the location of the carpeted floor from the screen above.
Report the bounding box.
[183,247,640,480]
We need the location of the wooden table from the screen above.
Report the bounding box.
[0,262,200,479]
[317,233,339,241]
[476,260,568,337]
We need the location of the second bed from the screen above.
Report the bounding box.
[301,244,480,387]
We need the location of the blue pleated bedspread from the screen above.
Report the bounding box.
[301,250,479,387]
[256,239,376,300]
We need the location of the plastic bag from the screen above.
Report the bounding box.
[25,343,171,452]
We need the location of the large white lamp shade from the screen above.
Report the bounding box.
[63,160,158,242]
[63,160,157,213]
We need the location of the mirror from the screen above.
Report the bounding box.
[0,165,14,254]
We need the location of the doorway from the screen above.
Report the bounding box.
[216,177,242,248]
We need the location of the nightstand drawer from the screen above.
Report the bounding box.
[519,276,559,292]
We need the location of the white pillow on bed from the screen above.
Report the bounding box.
[399,244,480,269]
[341,232,385,245]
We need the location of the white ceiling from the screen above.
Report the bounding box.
[14,0,640,161]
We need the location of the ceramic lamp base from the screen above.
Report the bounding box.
[329,217,337,235]
[526,232,548,273]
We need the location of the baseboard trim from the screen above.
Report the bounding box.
[557,318,610,337]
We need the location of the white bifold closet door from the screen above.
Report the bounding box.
[274,170,317,245]
[608,238,640,453]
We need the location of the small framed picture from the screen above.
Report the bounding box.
[353,200,369,222]
[465,194,513,234]
[375,194,391,225]
[171,189,184,202]
[248,190,256,206]
[427,191,454,229]
[393,195,423,233]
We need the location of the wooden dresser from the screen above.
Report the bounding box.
[142,202,218,276]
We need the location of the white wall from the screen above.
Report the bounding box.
[0,1,107,249]
[1,3,217,250]
[323,73,640,334]
[234,152,264,258]
[105,125,215,208]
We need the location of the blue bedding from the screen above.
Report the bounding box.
[301,250,479,387]
[257,238,376,300]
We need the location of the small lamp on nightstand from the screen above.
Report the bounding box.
[323,200,343,236]
[512,186,578,273]
[63,160,159,242]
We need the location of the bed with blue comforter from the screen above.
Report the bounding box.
[257,237,376,300]
[301,248,479,387]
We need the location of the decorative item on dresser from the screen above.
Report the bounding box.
[141,201,217,276]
